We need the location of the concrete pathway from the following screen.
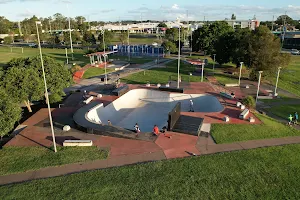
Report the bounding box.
[64,59,172,93]
[2,134,300,186]
[197,135,300,155]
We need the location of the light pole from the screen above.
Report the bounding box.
[213,54,216,72]
[127,26,130,62]
[177,22,181,89]
[65,48,68,64]
[66,3,74,60]
[190,28,193,57]
[274,67,282,97]
[201,62,205,82]
[256,71,263,104]
[36,21,57,153]
[238,62,243,86]
[101,29,107,84]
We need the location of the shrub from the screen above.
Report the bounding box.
[242,96,256,109]
[71,65,82,74]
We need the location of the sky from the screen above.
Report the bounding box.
[0,0,300,22]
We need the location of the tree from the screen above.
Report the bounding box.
[83,32,96,45]
[275,15,295,26]
[192,21,233,54]
[5,56,73,110]
[231,14,236,20]
[0,16,12,34]
[118,32,127,44]
[98,30,114,50]
[3,36,12,44]
[231,28,252,66]
[162,41,178,54]
[248,26,290,79]
[157,22,168,28]
[165,28,184,42]
[213,31,235,65]
[0,87,22,140]
[3,67,44,112]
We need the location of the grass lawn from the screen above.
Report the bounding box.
[111,34,160,45]
[266,104,300,119]
[0,146,108,176]
[211,114,300,144]
[1,144,300,199]
[0,46,89,67]
[122,60,204,84]
[267,55,300,97]
[82,67,115,79]
[214,74,239,85]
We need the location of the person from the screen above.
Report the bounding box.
[134,123,141,133]
[231,92,235,98]
[153,125,159,136]
[294,112,299,124]
[189,100,194,112]
[288,114,294,126]
[162,126,167,133]
[107,120,112,126]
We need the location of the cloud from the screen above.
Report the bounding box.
[171,4,179,10]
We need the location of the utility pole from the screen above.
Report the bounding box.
[18,21,22,36]
[281,11,287,50]
[177,22,181,89]
[49,20,52,33]
[271,15,274,31]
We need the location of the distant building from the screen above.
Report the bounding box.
[225,19,260,30]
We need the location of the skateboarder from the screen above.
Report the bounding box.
[153,125,159,136]
[189,100,194,112]
[134,123,141,133]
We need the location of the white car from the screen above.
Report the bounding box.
[28,43,37,47]
[291,49,300,55]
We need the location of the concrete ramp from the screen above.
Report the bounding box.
[85,89,223,132]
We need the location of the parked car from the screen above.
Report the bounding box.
[291,49,300,55]
[28,43,37,47]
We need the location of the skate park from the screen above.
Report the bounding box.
[81,89,223,132]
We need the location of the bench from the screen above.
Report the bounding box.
[159,87,184,93]
[63,140,93,147]
[223,116,230,122]
[112,85,129,96]
[239,109,249,119]
[83,96,94,104]
[220,92,235,99]
[249,117,255,123]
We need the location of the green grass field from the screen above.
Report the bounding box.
[111,34,160,45]
[0,46,89,67]
[214,74,239,85]
[121,60,204,84]
[0,146,108,176]
[82,68,115,79]
[266,104,300,120]
[211,114,300,144]
[1,144,300,199]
